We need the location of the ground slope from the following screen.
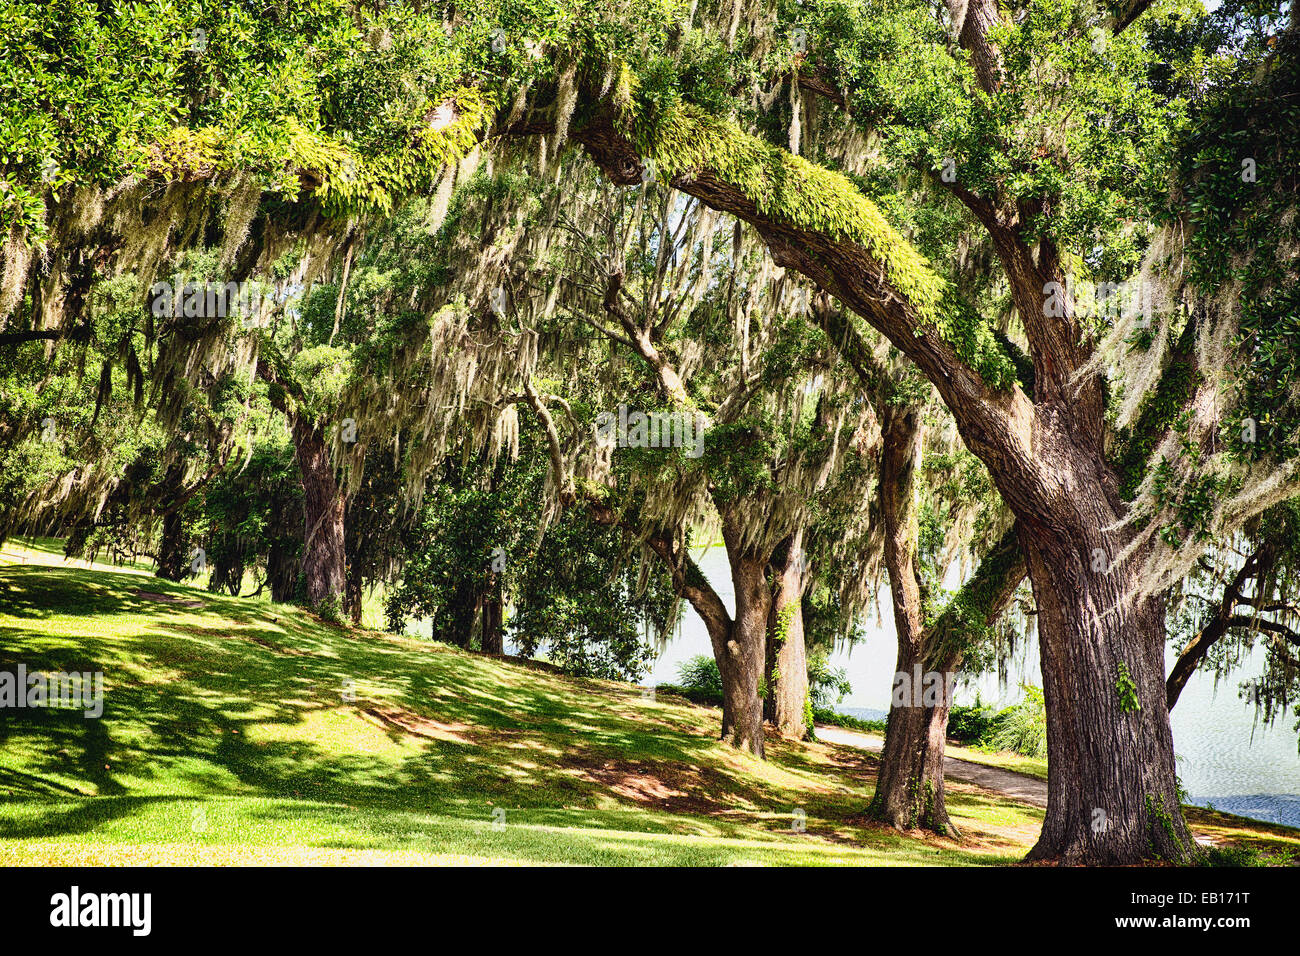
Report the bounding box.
[0,540,1294,866]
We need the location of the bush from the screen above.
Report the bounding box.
[988,685,1048,759]
[674,655,724,702]
[811,707,887,734]
[947,698,1001,745]
[807,651,852,709]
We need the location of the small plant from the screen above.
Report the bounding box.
[667,655,724,705]
[1116,661,1141,712]
[989,685,1047,759]
[948,697,1000,746]
[1199,845,1270,868]
[315,595,345,626]
[807,650,852,709]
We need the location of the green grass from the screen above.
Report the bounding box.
[1,541,1295,866]
[0,544,1044,866]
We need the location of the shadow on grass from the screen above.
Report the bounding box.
[0,562,1003,862]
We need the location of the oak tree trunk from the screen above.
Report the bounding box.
[290,417,346,611]
[764,533,808,738]
[1022,523,1192,863]
[872,645,958,834]
[718,549,769,758]
[480,576,504,655]
[156,510,189,581]
[868,403,959,833]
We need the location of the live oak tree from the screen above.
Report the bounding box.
[438,157,884,752]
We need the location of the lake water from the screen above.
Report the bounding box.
[646,547,1300,828]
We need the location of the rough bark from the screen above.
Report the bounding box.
[720,530,770,758]
[867,401,959,831]
[156,510,189,582]
[289,416,347,610]
[480,575,505,655]
[1018,445,1191,863]
[875,642,960,833]
[765,531,809,739]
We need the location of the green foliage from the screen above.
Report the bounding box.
[1178,24,1300,464]
[807,650,852,710]
[510,517,678,681]
[1116,660,1141,712]
[988,685,1048,760]
[625,97,1017,389]
[201,427,305,600]
[811,708,887,734]
[674,654,724,702]
[947,699,1001,746]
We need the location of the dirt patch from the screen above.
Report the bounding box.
[558,754,736,815]
[359,703,477,745]
[132,589,203,609]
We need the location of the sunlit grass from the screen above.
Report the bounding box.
[1,540,1292,866]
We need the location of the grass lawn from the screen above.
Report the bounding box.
[1,541,1295,866]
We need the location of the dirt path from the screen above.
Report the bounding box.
[815,724,1048,809]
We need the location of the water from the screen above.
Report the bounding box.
[648,547,1300,828]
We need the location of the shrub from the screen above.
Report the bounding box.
[808,650,852,709]
[676,655,728,697]
[947,698,1001,746]
[988,685,1048,759]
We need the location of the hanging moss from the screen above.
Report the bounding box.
[619,96,1016,389]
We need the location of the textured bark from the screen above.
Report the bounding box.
[156,510,189,582]
[945,0,1005,93]
[765,532,809,739]
[290,417,346,610]
[1018,442,1191,863]
[721,542,770,758]
[874,642,959,833]
[867,402,963,833]
[480,576,504,655]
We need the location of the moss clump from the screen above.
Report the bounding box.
[624,98,1016,389]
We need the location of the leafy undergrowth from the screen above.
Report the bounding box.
[0,542,1294,866]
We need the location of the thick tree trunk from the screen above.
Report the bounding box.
[344,568,363,626]
[290,417,346,611]
[765,533,809,738]
[480,576,504,655]
[868,403,960,833]
[719,547,769,758]
[1023,523,1192,863]
[156,510,189,581]
[872,643,959,834]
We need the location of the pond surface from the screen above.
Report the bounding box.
[647,547,1300,828]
